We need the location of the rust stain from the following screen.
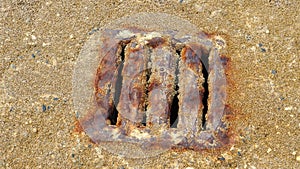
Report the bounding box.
[74,118,84,133]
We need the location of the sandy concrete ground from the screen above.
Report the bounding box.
[1,0,299,168]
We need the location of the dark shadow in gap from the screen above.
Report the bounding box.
[108,44,126,125]
[201,53,209,130]
[170,52,180,128]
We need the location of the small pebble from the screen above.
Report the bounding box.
[222,153,232,160]
[271,70,277,74]
[32,128,38,133]
[218,156,225,161]
[10,64,16,69]
[260,48,266,52]
[42,105,47,112]
[31,54,35,58]
[106,119,111,125]
[245,34,252,41]
[285,106,293,111]
[89,28,99,35]
[53,97,59,101]
[31,35,37,40]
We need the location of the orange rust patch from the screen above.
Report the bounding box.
[74,119,84,133]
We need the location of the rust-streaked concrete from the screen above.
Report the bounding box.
[1,0,299,168]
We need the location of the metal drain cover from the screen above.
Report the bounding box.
[72,12,230,158]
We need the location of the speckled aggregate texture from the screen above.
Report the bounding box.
[0,0,299,168]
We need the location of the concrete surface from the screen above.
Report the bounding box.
[1,0,299,168]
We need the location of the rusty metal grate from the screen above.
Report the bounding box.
[72,13,231,158]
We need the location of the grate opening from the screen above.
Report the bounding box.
[141,113,147,126]
[170,51,180,128]
[108,43,126,125]
[143,67,151,126]
[170,88,179,128]
[108,104,118,125]
[201,53,209,130]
